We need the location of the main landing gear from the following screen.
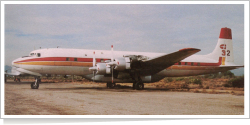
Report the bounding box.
[31,77,41,89]
[131,72,144,90]
[14,76,21,82]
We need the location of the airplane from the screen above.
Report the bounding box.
[6,27,243,90]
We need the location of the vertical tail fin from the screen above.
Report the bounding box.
[206,27,234,65]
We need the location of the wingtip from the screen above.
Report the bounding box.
[179,48,200,52]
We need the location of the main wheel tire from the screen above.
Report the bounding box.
[107,82,116,89]
[136,82,144,90]
[110,83,116,88]
[106,83,109,88]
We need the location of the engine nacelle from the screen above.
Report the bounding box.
[96,63,111,75]
[114,57,131,71]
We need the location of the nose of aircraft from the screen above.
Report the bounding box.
[12,59,17,67]
[12,57,22,67]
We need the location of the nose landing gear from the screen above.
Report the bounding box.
[31,77,41,89]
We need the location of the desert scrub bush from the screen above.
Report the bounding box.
[204,73,218,79]
[175,77,185,81]
[184,79,191,84]
[164,77,173,83]
[225,76,244,88]
[189,78,202,85]
[222,71,235,78]
[205,86,209,89]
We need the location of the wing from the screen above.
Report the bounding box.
[5,67,42,76]
[5,67,21,76]
[139,48,200,75]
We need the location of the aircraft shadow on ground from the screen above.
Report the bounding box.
[43,86,171,92]
[5,81,171,92]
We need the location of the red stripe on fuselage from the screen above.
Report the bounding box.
[14,57,110,63]
[15,57,222,67]
[174,57,222,66]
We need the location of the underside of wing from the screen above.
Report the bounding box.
[139,48,201,76]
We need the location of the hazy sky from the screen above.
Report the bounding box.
[4,4,245,75]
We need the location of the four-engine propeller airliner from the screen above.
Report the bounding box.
[7,27,243,90]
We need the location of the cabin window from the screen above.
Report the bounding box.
[185,62,188,65]
[178,62,181,65]
[197,63,200,66]
[66,57,70,61]
[191,62,194,66]
[101,59,104,62]
[74,58,77,61]
[85,54,87,56]
[37,53,41,57]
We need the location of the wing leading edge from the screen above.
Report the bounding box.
[139,48,201,76]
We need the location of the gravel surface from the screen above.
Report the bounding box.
[4,81,244,115]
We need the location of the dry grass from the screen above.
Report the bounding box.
[8,77,243,95]
[151,78,244,95]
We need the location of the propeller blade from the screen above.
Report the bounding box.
[111,45,114,83]
[111,45,113,62]
[93,51,96,67]
[112,66,113,83]
[93,51,96,82]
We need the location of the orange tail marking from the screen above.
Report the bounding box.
[222,57,226,65]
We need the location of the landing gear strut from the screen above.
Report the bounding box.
[107,82,116,89]
[31,77,40,89]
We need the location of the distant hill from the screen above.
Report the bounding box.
[231,68,244,76]
[5,65,12,73]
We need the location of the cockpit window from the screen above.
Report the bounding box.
[37,53,41,57]
[30,53,34,56]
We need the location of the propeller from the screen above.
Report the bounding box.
[106,45,116,83]
[93,51,96,82]
[89,51,97,82]
[111,45,114,83]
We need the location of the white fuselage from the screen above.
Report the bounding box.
[12,48,235,83]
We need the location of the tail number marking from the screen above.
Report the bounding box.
[227,50,230,56]
[222,50,230,56]
[222,50,226,56]
[220,44,230,56]
[220,44,226,49]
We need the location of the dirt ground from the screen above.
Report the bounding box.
[4,81,244,115]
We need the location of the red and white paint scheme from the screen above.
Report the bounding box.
[9,27,243,89]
